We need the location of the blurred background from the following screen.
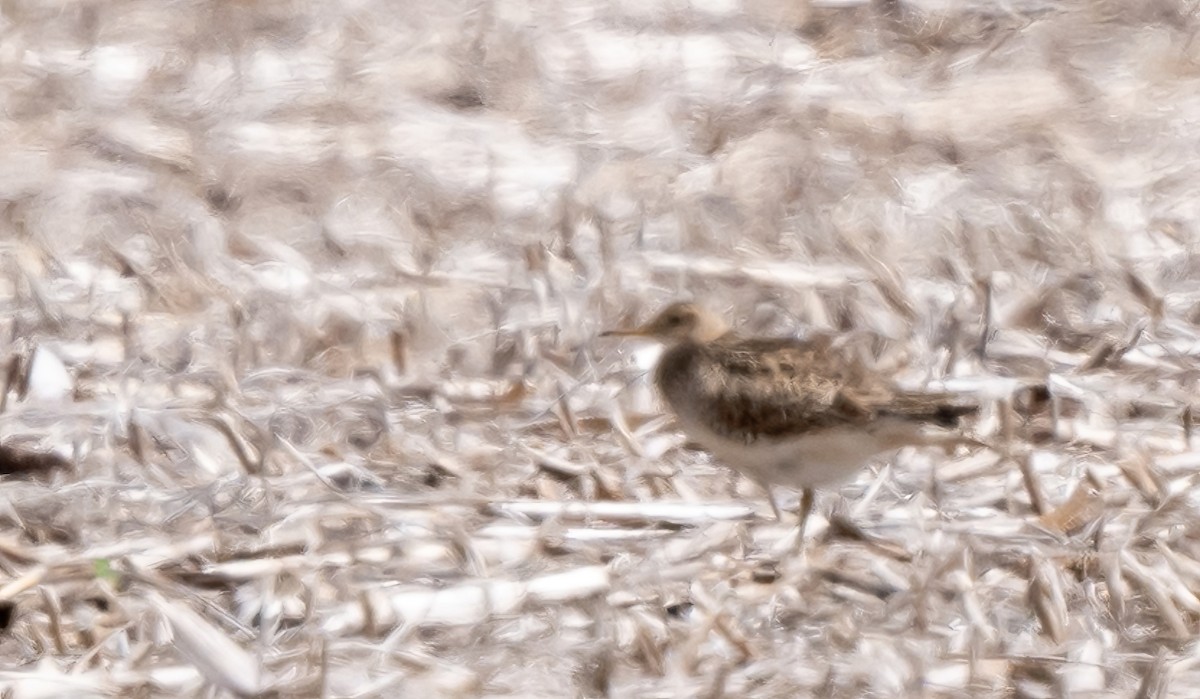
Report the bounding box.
[1,0,1199,696]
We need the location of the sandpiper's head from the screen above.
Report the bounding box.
[602,302,728,344]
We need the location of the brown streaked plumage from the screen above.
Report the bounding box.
[603,301,978,539]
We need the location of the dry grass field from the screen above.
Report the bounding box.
[1,0,1200,696]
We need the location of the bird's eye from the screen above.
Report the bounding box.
[665,315,681,326]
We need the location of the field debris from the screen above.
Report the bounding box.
[0,0,1198,696]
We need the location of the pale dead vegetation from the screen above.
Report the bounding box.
[0,0,1199,696]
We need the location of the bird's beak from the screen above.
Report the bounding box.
[600,325,651,338]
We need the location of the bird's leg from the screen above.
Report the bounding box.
[766,485,785,522]
[794,487,816,551]
[764,483,815,535]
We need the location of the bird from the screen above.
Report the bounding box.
[602,301,978,543]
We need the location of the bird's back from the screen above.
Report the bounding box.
[655,332,975,446]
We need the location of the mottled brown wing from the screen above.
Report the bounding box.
[657,335,896,441]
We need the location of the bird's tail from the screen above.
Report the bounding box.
[882,393,979,428]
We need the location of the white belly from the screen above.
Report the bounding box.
[677,416,926,489]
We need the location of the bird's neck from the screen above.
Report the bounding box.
[688,323,730,344]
